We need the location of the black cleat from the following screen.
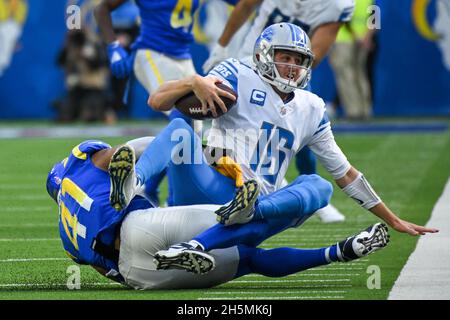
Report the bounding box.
[215,179,260,226]
[154,242,215,275]
[337,223,390,262]
[108,145,136,211]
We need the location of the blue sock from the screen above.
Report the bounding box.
[236,245,330,278]
[193,217,293,251]
[326,244,340,262]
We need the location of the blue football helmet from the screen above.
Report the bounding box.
[46,159,65,203]
[253,22,314,93]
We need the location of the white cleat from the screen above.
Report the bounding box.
[316,204,346,223]
[337,223,390,262]
[108,144,137,211]
[154,242,215,275]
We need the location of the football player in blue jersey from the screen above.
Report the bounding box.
[46,137,393,289]
[94,0,238,207]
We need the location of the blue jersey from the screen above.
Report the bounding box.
[131,0,201,59]
[131,0,238,59]
[57,140,152,272]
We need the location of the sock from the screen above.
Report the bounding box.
[187,240,204,251]
[236,246,330,278]
[324,243,341,263]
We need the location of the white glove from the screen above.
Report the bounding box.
[202,43,229,74]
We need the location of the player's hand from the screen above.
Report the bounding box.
[202,43,229,74]
[107,40,131,79]
[191,75,236,117]
[390,218,439,236]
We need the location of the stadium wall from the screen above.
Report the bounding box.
[0,0,449,119]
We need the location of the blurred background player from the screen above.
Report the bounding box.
[202,0,356,223]
[94,0,239,206]
[328,0,374,121]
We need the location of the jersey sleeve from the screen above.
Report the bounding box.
[308,129,351,180]
[305,94,351,179]
[208,58,239,92]
[334,0,356,22]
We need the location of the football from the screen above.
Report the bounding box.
[175,83,238,120]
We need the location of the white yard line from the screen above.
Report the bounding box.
[0,258,69,263]
[204,290,347,294]
[0,282,121,288]
[0,238,59,242]
[231,279,350,283]
[1,206,52,212]
[389,178,450,300]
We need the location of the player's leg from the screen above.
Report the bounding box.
[216,174,332,226]
[134,117,236,205]
[119,205,239,288]
[134,49,195,204]
[196,175,333,250]
[235,223,390,278]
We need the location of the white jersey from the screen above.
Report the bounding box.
[238,0,355,58]
[207,58,351,194]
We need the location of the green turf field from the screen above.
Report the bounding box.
[0,131,449,300]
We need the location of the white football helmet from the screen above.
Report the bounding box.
[253,23,314,93]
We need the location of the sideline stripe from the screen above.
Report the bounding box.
[0,123,447,139]
[388,177,450,300]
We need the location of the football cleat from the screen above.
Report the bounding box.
[215,179,260,226]
[108,144,137,211]
[154,242,215,275]
[337,223,390,262]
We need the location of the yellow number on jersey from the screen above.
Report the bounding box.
[170,0,193,29]
[59,178,92,250]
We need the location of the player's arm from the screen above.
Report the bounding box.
[94,0,131,78]
[94,0,128,43]
[335,166,439,236]
[217,0,262,47]
[308,126,439,236]
[310,22,342,68]
[148,75,236,117]
[203,0,262,73]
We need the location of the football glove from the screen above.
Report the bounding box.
[202,43,229,74]
[107,40,131,79]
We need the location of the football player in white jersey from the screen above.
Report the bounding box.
[46,135,393,290]
[202,0,355,223]
[145,23,438,265]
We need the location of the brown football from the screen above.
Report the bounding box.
[174,83,237,120]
